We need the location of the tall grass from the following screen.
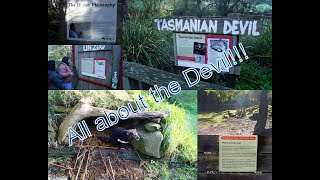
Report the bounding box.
[236,61,272,90]
[241,22,272,58]
[146,160,197,179]
[123,14,175,72]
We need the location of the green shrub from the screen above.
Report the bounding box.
[254,3,272,13]
[241,22,272,58]
[48,7,59,31]
[123,15,175,72]
[236,61,272,90]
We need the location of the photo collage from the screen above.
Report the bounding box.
[48,0,272,179]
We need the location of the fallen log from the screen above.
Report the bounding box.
[48,148,78,157]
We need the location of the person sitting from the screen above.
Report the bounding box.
[48,60,65,90]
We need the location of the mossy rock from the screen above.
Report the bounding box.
[131,129,163,158]
[144,122,161,132]
[150,118,161,123]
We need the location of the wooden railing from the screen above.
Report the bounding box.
[123,62,231,90]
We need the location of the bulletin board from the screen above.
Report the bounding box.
[73,45,122,90]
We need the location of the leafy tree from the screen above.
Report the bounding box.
[205,90,249,102]
[48,45,72,62]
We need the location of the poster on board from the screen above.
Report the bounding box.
[81,58,107,79]
[206,35,232,72]
[94,59,107,79]
[81,58,94,77]
[175,33,233,71]
[176,33,206,69]
[219,135,258,172]
[66,0,117,42]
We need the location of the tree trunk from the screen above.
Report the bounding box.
[253,90,268,135]
[123,0,129,23]
[58,0,67,42]
[195,0,202,16]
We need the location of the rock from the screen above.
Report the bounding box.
[223,115,229,119]
[144,122,161,132]
[150,118,161,123]
[228,110,237,117]
[131,129,163,158]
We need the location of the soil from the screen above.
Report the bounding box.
[198,114,272,135]
[48,130,158,180]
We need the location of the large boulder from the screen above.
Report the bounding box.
[131,129,163,158]
[144,122,161,132]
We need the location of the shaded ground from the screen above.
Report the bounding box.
[198,106,272,135]
[48,130,158,180]
[48,129,196,180]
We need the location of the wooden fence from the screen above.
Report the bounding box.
[122,61,230,90]
[72,45,122,90]
[198,135,272,180]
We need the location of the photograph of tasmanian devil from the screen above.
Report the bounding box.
[99,127,140,148]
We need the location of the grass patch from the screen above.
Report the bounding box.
[123,14,174,72]
[198,111,228,128]
[147,160,170,179]
[145,160,197,180]
[173,164,197,180]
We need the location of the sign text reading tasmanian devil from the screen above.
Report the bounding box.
[154,18,261,36]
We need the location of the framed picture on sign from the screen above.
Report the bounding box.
[205,35,233,72]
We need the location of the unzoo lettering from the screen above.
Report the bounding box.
[83,45,106,51]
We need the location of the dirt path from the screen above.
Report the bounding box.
[198,115,272,135]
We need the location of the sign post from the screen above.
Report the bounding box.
[154,14,262,88]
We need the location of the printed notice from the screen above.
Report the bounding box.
[94,59,107,79]
[81,58,107,79]
[81,58,94,77]
[219,135,258,172]
[175,33,206,69]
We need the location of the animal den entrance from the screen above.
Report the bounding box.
[57,100,170,158]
